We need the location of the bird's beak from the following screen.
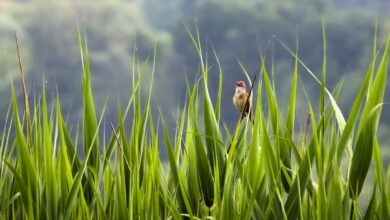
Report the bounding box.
[235,81,240,87]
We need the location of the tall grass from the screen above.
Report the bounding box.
[0,28,390,219]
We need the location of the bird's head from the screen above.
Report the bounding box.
[235,81,246,89]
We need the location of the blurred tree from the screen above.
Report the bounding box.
[0,0,171,126]
[0,0,389,128]
[0,14,30,90]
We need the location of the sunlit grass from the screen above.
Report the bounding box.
[0,28,389,219]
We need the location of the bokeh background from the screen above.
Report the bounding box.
[1,0,390,165]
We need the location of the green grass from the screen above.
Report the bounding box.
[0,28,390,219]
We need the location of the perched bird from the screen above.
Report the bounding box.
[233,80,253,121]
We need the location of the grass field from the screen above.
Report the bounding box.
[1,28,390,219]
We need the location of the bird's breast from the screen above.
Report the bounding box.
[233,94,247,112]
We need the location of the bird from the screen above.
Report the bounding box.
[233,80,253,122]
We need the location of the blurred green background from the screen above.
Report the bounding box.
[0,0,390,163]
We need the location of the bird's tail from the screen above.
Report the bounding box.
[240,110,254,125]
[249,111,254,125]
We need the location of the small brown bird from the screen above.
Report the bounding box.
[233,80,252,121]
